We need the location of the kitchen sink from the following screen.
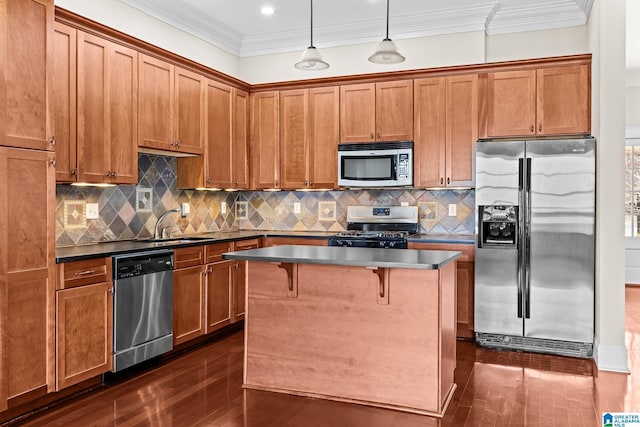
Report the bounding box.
[138,236,213,243]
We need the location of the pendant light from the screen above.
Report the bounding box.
[368,0,405,64]
[295,0,329,70]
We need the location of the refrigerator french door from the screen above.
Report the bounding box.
[475,138,595,357]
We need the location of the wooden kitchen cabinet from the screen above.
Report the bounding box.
[177,82,249,190]
[251,91,280,189]
[484,64,590,138]
[0,147,56,411]
[205,242,233,333]
[76,32,138,184]
[1,0,55,152]
[408,242,475,339]
[414,74,477,188]
[173,246,206,345]
[55,257,113,390]
[280,87,339,189]
[340,80,413,143]
[52,22,77,182]
[139,54,204,155]
[232,239,261,322]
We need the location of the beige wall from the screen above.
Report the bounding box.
[627,71,640,127]
[589,0,628,372]
[55,0,240,78]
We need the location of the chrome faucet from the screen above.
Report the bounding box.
[154,208,181,239]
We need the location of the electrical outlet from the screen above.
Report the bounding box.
[400,202,409,207]
[448,204,457,217]
[221,202,227,214]
[293,202,301,214]
[181,203,190,217]
[86,203,99,219]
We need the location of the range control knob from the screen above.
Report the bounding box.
[388,241,396,248]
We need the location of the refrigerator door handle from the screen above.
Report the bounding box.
[525,157,532,319]
[517,158,524,319]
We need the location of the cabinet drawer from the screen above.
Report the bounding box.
[262,237,327,247]
[233,238,261,252]
[205,241,233,263]
[174,245,205,269]
[408,242,475,262]
[57,257,112,289]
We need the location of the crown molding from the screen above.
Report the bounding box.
[486,2,590,35]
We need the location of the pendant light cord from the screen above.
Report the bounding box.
[385,0,390,41]
[310,0,314,48]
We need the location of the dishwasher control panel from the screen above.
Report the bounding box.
[113,250,174,279]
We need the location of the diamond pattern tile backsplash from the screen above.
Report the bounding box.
[56,154,475,246]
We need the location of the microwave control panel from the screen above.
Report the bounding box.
[397,153,410,180]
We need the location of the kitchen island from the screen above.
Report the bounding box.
[223,245,460,417]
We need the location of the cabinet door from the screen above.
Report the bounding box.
[376,80,413,141]
[280,89,309,189]
[414,78,446,187]
[173,266,206,345]
[205,79,232,188]
[0,147,55,410]
[486,70,536,138]
[340,83,376,142]
[56,282,113,390]
[174,67,205,154]
[251,92,280,189]
[76,31,110,183]
[232,239,261,322]
[309,87,339,189]
[536,64,590,135]
[232,88,250,189]
[446,74,478,187]
[139,54,174,151]
[108,43,138,184]
[52,22,77,182]
[206,261,233,333]
[2,0,54,151]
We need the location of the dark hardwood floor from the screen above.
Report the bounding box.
[16,286,640,426]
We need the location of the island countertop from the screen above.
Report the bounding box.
[223,244,461,270]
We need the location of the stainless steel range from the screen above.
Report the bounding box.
[328,206,419,249]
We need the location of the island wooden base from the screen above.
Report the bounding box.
[243,261,457,417]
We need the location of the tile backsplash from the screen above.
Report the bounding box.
[55,154,475,246]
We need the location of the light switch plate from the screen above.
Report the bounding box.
[448,204,457,217]
[86,203,99,219]
[293,202,301,214]
[181,202,190,217]
[221,202,227,214]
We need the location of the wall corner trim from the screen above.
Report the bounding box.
[593,336,630,373]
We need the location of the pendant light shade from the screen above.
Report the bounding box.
[295,0,329,70]
[369,0,405,64]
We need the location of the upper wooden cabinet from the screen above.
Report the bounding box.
[76,32,138,184]
[279,87,339,189]
[139,54,204,155]
[340,80,413,143]
[0,0,55,151]
[177,82,248,190]
[250,91,280,189]
[414,74,477,188]
[484,64,590,138]
[0,147,56,411]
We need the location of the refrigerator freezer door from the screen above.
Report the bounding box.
[475,140,525,336]
[524,138,595,343]
[475,140,524,206]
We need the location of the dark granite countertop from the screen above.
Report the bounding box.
[223,245,461,270]
[56,230,476,263]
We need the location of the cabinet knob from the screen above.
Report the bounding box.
[539,124,542,132]
[275,180,279,186]
[49,136,56,146]
[530,125,534,133]
[105,171,110,177]
[71,168,77,176]
[440,177,444,185]
[50,158,57,167]
[376,132,381,140]
[370,133,375,140]
[310,181,314,186]
[304,180,308,186]
[447,177,450,185]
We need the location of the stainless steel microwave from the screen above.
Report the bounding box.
[337,141,413,188]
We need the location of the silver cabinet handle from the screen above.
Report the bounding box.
[74,270,96,276]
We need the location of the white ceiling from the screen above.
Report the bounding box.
[119,0,595,57]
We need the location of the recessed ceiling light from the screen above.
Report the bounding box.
[260,6,275,15]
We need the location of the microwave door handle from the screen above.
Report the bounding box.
[391,156,397,180]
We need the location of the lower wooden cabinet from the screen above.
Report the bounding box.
[408,242,475,339]
[206,260,232,333]
[55,257,113,390]
[173,265,206,345]
[56,282,113,390]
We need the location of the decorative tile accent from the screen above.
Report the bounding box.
[318,201,336,221]
[63,200,86,229]
[236,201,248,220]
[419,201,439,230]
[136,188,153,212]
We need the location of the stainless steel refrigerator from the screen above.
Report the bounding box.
[474,137,595,358]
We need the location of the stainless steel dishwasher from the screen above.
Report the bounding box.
[112,249,174,372]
